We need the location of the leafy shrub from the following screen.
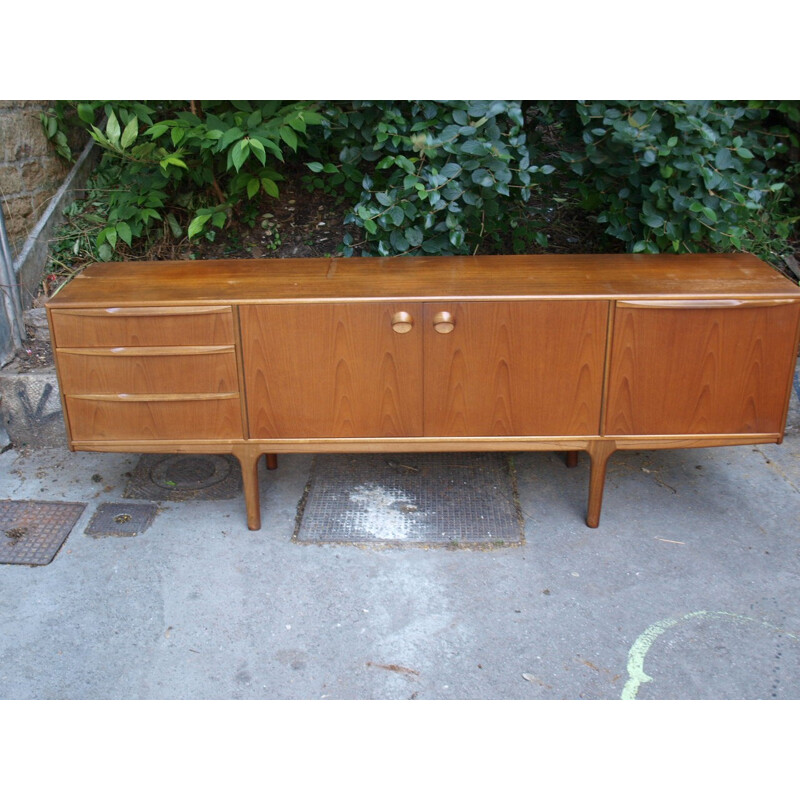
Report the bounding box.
[545,100,799,258]
[305,101,550,256]
[42,101,323,259]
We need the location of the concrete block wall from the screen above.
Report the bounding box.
[0,101,73,258]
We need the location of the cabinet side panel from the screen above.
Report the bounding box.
[423,300,608,436]
[240,303,424,438]
[605,303,800,435]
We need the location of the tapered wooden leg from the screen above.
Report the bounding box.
[565,450,579,468]
[233,446,262,530]
[265,454,278,470]
[586,440,616,528]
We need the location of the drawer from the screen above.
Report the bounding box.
[50,306,235,347]
[57,347,239,396]
[65,395,243,441]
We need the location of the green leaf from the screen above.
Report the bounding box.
[375,192,393,207]
[715,148,734,170]
[115,221,132,246]
[120,117,138,149]
[406,227,423,247]
[218,126,244,150]
[736,146,754,159]
[212,211,226,228]
[261,177,279,198]
[232,140,250,171]
[77,103,95,124]
[188,214,211,239]
[280,126,298,151]
[166,213,183,238]
[364,218,378,235]
[642,212,664,228]
[390,230,409,251]
[146,123,169,139]
[170,127,185,147]
[701,205,717,222]
[249,138,267,166]
[106,112,121,147]
[471,168,494,187]
[307,162,324,173]
[247,178,260,199]
[160,156,187,170]
[388,206,405,226]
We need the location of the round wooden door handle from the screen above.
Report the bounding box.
[391,311,414,333]
[432,311,455,333]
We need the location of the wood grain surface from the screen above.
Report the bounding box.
[241,302,424,438]
[423,300,609,436]
[66,396,243,440]
[50,306,234,347]
[47,253,800,308]
[57,349,238,396]
[605,301,800,435]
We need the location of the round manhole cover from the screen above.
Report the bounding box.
[124,454,243,501]
[150,454,232,490]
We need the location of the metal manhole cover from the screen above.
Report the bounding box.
[294,452,524,547]
[85,502,159,538]
[123,454,242,501]
[0,500,86,566]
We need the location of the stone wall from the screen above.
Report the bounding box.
[0,101,72,257]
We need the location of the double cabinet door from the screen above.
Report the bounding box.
[240,300,609,439]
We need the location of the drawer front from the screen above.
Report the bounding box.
[50,306,235,347]
[605,300,800,435]
[66,396,243,441]
[57,347,239,396]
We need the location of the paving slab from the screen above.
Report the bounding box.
[0,430,798,700]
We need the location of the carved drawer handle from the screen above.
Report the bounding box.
[617,299,797,309]
[391,311,414,334]
[432,311,455,334]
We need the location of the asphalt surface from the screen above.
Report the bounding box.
[1,381,798,701]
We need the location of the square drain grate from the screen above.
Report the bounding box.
[124,454,242,501]
[0,500,86,566]
[84,502,159,538]
[294,452,523,547]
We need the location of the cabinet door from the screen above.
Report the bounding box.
[423,301,609,436]
[605,300,800,435]
[241,303,424,438]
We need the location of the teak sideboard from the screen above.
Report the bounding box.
[46,254,800,531]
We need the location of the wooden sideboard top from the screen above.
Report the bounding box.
[47,252,800,307]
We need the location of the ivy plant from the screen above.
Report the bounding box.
[306,101,550,256]
[549,100,798,256]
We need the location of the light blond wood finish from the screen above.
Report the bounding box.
[423,300,608,436]
[47,254,800,531]
[606,301,800,435]
[50,306,234,347]
[241,302,424,439]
